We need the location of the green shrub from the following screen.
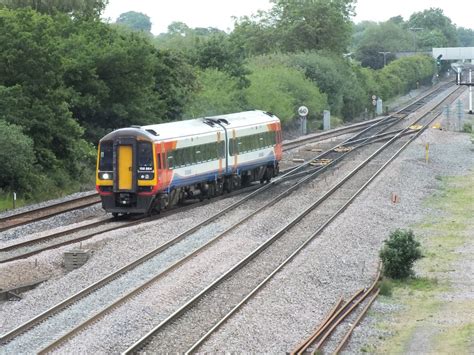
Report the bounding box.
[462,122,473,133]
[380,229,422,279]
[378,278,394,296]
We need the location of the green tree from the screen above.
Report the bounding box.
[154,22,226,52]
[192,33,249,87]
[185,69,244,118]
[0,9,89,176]
[58,20,197,142]
[231,13,279,56]
[354,22,411,69]
[245,61,328,122]
[0,0,108,18]
[270,0,355,53]
[406,8,458,48]
[457,27,474,46]
[116,11,152,32]
[286,52,347,117]
[0,120,35,192]
[232,0,355,55]
[376,55,435,100]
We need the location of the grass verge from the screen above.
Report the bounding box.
[372,172,474,353]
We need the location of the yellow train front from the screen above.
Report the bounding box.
[96,110,282,216]
[95,128,163,216]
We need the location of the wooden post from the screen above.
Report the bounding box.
[425,143,429,163]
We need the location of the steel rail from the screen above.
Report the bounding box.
[307,289,365,353]
[291,297,344,355]
[333,288,381,354]
[178,86,463,354]
[36,125,387,354]
[0,82,452,234]
[0,194,100,232]
[313,270,381,351]
[0,218,111,253]
[4,84,460,349]
[124,101,437,354]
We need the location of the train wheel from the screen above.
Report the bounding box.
[112,212,119,218]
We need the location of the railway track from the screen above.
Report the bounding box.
[0,183,267,264]
[0,92,427,262]
[291,270,381,354]
[119,85,462,353]
[0,83,449,235]
[0,118,370,234]
[0,84,461,353]
[0,102,410,352]
[0,193,100,232]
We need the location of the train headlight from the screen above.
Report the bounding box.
[139,173,154,180]
[99,172,113,180]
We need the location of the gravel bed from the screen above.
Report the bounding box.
[0,219,117,264]
[0,194,246,334]
[50,141,393,352]
[0,190,97,218]
[0,216,110,249]
[45,143,387,353]
[1,92,469,352]
[196,129,472,352]
[3,140,370,342]
[1,162,346,352]
[0,204,106,243]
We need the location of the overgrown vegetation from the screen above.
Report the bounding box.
[380,229,423,279]
[0,0,472,205]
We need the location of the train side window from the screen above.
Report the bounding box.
[167,154,174,169]
[229,138,235,156]
[195,145,202,163]
[156,153,162,169]
[204,143,212,161]
[186,147,193,166]
[218,141,224,158]
[176,149,184,168]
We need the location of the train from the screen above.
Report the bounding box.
[96,110,282,215]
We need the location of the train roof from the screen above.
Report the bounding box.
[101,110,280,142]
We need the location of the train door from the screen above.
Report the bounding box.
[118,145,133,190]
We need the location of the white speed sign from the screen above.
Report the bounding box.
[298,106,309,117]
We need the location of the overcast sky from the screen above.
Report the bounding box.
[102,0,473,35]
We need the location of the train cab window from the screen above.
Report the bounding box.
[138,142,154,172]
[99,142,113,171]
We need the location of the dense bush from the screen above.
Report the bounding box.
[0,120,35,193]
[184,69,244,118]
[376,55,435,100]
[380,229,422,279]
[244,61,328,122]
